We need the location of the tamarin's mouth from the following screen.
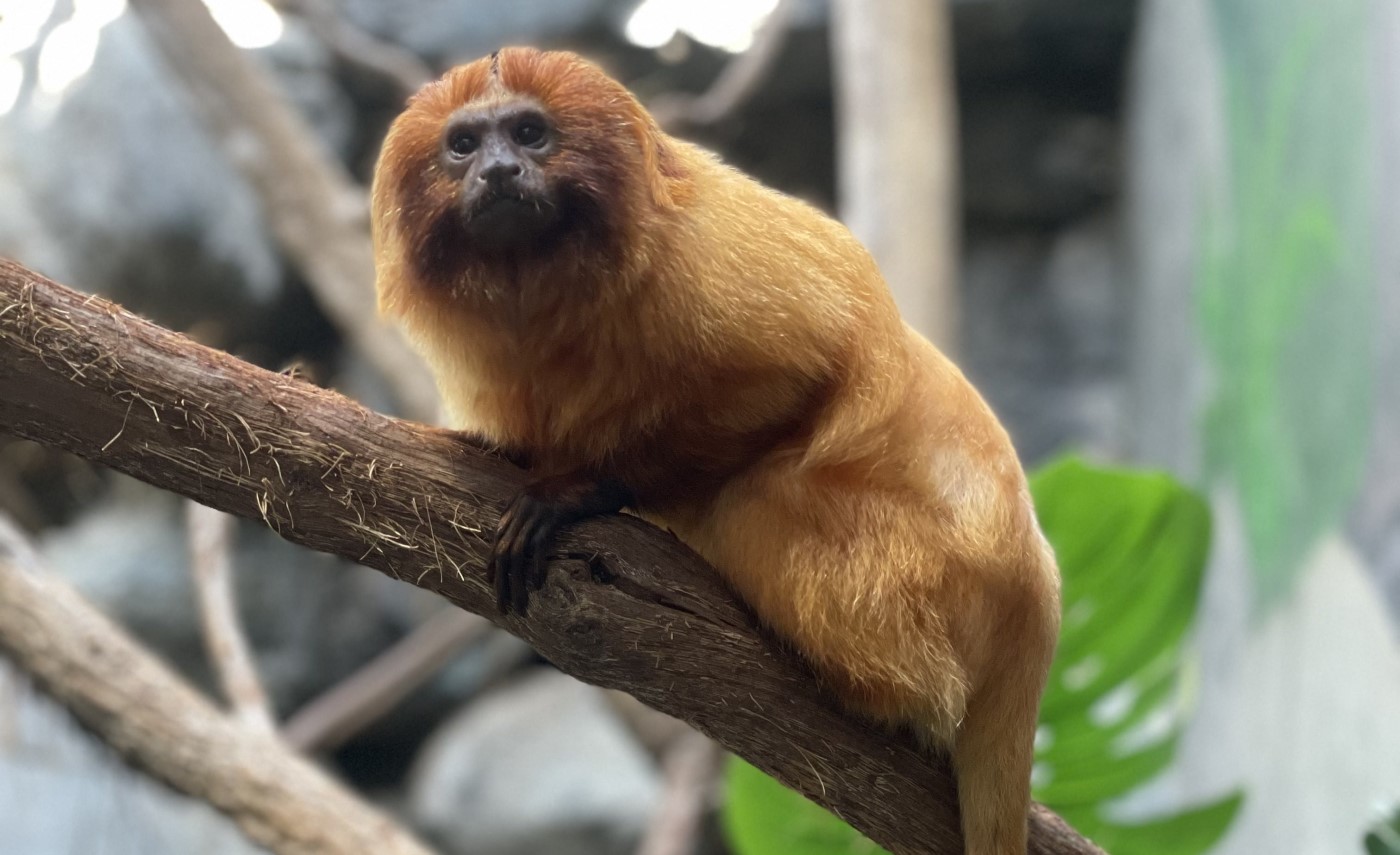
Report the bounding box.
[462,193,560,253]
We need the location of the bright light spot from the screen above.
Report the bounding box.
[1030,761,1052,789]
[624,0,676,48]
[37,18,100,96]
[13,0,126,102]
[74,0,127,29]
[1089,681,1139,727]
[0,56,23,115]
[0,0,57,57]
[1064,597,1094,628]
[202,0,283,49]
[1060,655,1102,692]
[1112,706,1175,754]
[1033,724,1054,752]
[624,0,779,53]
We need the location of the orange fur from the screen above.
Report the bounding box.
[372,48,1061,855]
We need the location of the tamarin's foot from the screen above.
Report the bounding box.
[488,473,631,614]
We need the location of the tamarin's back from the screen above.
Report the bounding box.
[372,47,1060,855]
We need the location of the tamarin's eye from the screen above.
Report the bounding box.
[513,119,547,148]
[446,128,478,158]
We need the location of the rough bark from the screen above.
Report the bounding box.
[0,520,431,855]
[0,260,1101,855]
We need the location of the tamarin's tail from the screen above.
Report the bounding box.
[951,619,1055,855]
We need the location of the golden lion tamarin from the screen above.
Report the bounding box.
[371,48,1061,855]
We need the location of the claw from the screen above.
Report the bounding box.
[483,474,632,616]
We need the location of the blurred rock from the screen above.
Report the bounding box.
[408,669,660,855]
[962,94,1118,225]
[0,656,267,855]
[953,0,1139,93]
[961,211,1126,465]
[336,0,636,66]
[0,10,351,354]
[258,19,356,158]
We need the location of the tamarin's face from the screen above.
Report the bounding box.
[438,96,562,254]
[372,47,677,306]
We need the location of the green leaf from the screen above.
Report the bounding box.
[1362,803,1400,855]
[1035,737,1178,806]
[1031,458,1210,722]
[1030,457,1240,854]
[722,757,889,855]
[1085,793,1245,855]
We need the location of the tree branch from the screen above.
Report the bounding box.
[268,0,434,98]
[128,0,439,421]
[0,260,1101,855]
[282,607,497,753]
[636,730,722,855]
[0,516,431,855]
[186,498,277,732]
[650,0,797,131]
[831,0,960,354]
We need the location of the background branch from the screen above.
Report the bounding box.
[282,607,496,753]
[0,515,431,855]
[831,0,960,353]
[650,0,797,130]
[636,730,723,855]
[186,498,277,732]
[127,0,439,421]
[0,260,1101,855]
[268,0,434,97]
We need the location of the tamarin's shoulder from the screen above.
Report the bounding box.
[664,137,846,230]
[656,137,886,295]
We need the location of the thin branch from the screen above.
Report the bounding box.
[636,730,723,855]
[0,458,45,530]
[606,691,697,756]
[0,515,431,855]
[268,0,434,97]
[0,260,1102,855]
[282,607,497,753]
[651,0,797,130]
[127,0,440,421]
[186,498,276,732]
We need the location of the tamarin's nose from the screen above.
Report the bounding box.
[480,160,524,193]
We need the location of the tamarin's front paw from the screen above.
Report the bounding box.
[487,474,631,615]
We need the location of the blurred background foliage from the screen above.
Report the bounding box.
[1199,0,1375,612]
[1368,808,1400,855]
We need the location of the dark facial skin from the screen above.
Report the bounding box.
[440,100,561,255]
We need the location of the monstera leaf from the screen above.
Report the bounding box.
[723,757,891,855]
[1030,457,1241,854]
[1365,805,1400,855]
[721,457,1241,855]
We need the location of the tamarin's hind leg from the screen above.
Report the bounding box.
[488,472,631,615]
